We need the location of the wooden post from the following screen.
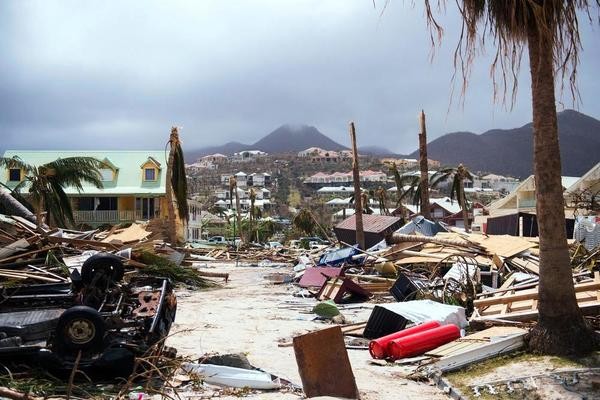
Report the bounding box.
[349,122,365,250]
[418,110,432,220]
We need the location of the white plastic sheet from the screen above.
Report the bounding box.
[379,300,468,328]
[181,363,281,389]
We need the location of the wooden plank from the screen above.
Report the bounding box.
[427,326,526,358]
[46,235,119,250]
[474,281,600,308]
[0,245,58,265]
[473,301,600,322]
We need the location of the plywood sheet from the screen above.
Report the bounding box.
[293,326,359,399]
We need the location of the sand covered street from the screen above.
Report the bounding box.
[167,263,447,400]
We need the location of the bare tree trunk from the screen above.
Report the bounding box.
[459,178,470,232]
[36,197,44,229]
[349,122,365,249]
[526,23,593,355]
[234,186,243,246]
[0,187,37,224]
[418,110,432,220]
[166,128,178,244]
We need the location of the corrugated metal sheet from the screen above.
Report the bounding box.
[335,214,401,234]
[396,216,447,237]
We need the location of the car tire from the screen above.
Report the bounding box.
[81,253,124,285]
[54,306,105,354]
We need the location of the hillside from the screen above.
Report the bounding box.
[407,109,600,178]
[186,124,347,160]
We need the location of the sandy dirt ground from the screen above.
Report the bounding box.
[167,263,448,400]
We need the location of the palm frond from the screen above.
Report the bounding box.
[171,142,189,222]
[430,167,453,188]
[0,156,34,174]
[44,157,105,190]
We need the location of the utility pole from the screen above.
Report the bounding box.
[419,110,432,220]
[349,122,365,250]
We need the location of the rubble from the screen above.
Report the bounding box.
[1,206,599,399]
[0,213,223,392]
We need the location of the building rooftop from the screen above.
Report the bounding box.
[1,150,167,196]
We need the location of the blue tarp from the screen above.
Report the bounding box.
[317,246,363,266]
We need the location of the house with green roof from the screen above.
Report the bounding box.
[1,150,168,227]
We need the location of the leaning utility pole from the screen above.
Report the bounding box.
[418,110,432,220]
[349,122,365,250]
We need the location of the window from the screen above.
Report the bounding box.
[144,168,156,181]
[100,168,113,182]
[8,168,21,182]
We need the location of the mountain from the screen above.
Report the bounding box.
[358,145,402,157]
[407,110,600,178]
[253,124,347,153]
[186,124,347,160]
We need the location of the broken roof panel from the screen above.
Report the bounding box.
[335,214,402,234]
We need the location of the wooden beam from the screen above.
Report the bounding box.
[474,281,600,308]
[45,235,119,250]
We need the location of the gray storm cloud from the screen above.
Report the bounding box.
[0,0,598,153]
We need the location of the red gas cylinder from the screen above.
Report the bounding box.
[387,324,461,360]
[369,321,441,359]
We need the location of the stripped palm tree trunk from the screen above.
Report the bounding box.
[349,122,365,249]
[419,110,432,220]
[166,128,178,244]
[527,18,590,355]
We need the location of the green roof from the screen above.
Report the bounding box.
[1,150,167,196]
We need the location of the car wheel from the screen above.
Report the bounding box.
[55,306,105,354]
[81,253,125,286]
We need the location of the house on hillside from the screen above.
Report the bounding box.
[472,173,520,193]
[231,150,267,162]
[249,172,271,187]
[200,153,228,164]
[1,150,168,227]
[214,187,272,213]
[186,198,226,241]
[219,171,271,187]
[304,170,387,186]
[382,158,440,169]
[317,186,360,196]
[297,147,351,163]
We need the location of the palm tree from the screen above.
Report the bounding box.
[293,208,315,236]
[349,191,373,214]
[420,0,597,354]
[228,176,243,246]
[418,110,432,220]
[431,164,473,232]
[389,163,424,217]
[248,188,257,243]
[166,127,189,244]
[0,156,104,228]
[374,186,390,215]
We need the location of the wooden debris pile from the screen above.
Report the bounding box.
[0,214,223,288]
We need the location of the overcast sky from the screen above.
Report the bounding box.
[1,1,599,155]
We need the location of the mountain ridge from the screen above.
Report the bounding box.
[186,109,600,178]
[407,109,600,178]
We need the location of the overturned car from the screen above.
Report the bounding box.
[0,253,177,377]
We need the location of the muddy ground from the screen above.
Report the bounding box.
[167,263,447,400]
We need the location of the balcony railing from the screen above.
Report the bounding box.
[73,210,159,223]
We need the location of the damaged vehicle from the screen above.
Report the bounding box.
[0,253,177,377]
